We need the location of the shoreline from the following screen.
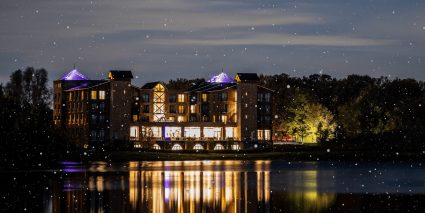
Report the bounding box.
[2,148,424,170]
[95,149,425,162]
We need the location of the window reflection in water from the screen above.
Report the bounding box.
[54,160,336,212]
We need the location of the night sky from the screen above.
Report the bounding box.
[1,0,424,85]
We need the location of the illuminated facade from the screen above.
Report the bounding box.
[54,70,273,150]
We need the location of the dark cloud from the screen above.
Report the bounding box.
[1,0,424,86]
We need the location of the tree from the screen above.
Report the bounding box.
[283,93,336,143]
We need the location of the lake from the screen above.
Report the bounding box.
[1,160,425,212]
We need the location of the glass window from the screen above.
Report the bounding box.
[202,93,207,102]
[169,94,176,103]
[169,105,176,113]
[99,90,105,100]
[265,93,271,102]
[91,130,97,141]
[142,94,150,102]
[265,130,271,140]
[153,144,161,150]
[130,126,139,140]
[190,105,196,113]
[214,144,224,150]
[99,103,105,111]
[143,105,149,113]
[257,93,263,101]
[257,130,264,140]
[178,105,185,114]
[177,94,185,102]
[231,144,240,150]
[99,115,104,123]
[204,127,222,139]
[165,127,181,138]
[177,116,184,122]
[91,114,97,123]
[193,144,204,150]
[142,126,162,138]
[99,130,105,141]
[225,127,234,139]
[184,127,201,138]
[221,115,227,123]
[91,91,97,100]
[222,104,228,113]
[172,144,183,150]
[221,92,228,101]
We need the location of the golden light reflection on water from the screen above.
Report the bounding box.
[128,161,271,212]
[58,160,337,212]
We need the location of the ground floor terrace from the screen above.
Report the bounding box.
[133,140,244,151]
[128,122,271,150]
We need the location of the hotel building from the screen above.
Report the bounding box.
[53,69,273,150]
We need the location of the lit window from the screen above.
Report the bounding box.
[257,130,264,140]
[193,144,204,150]
[172,144,183,150]
[265,130,271,140]
[202,93,207,102]
[225,127,234,139]
[165,126,181,138]
[184,127,201,138]
[221,115,227,124]
[214,144,224,150]
[81,91,84,100]
[178,105,185,114]
[204,127,222,139]
[142,126,162,138]
[177,94,185,102]
[190,105,196,113]
[153,144,161,150]
[99,90,105,100]
[91,91,97,100]
[177,116,184,122]
[130,126,139,140]
[231,144,240,150]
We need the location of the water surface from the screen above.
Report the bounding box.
[1,160,425,212]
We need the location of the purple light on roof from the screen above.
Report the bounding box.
[60,69,89,80]
[209,72,233,83]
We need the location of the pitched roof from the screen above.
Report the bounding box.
[108,70,133,80]
[60,69,89,81]
[188,82,236,92]
[65,81,108,91]
[141,81,161,89]
[235,73,259,82]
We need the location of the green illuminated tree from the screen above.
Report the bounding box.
[283,93,336,143]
